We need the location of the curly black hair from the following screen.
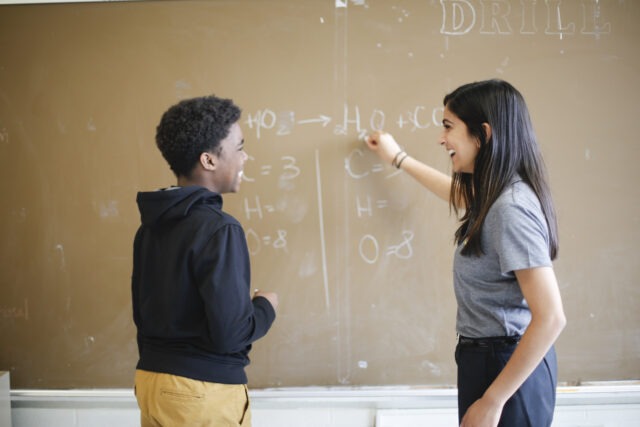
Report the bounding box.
[155,95,242,178]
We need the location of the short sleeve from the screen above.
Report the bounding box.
[486,190,552,274]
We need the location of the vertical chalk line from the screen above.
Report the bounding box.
[315,149,330,309]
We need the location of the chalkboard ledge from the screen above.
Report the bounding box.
[10,382,640,409]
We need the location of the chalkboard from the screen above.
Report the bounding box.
[0,0,638,389]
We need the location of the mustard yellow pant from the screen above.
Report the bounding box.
[134,369,252,427]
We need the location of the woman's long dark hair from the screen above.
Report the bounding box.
[445,79,558,260]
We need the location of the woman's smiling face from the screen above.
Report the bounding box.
[440,107,481,174]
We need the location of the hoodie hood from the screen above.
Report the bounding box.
[136,186,222,226]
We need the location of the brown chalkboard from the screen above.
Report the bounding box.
[0,0,638,389]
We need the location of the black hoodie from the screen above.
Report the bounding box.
[132,186,275,384]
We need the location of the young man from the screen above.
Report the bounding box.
[132,95,278,427]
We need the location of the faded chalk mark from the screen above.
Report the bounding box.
[496,56,510,74]
[55,244,66,271]
[0,299,29,320]
[0,127,8,144]
[421,360,442,376]
[298,252,317,278]
[85,335,96,348]
[175,79,192,98]
[98,200,120,218]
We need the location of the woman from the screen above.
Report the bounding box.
[365,79,566,427]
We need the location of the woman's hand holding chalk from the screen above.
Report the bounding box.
[363,131,402,166]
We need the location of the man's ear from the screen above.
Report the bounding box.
[200,152,217,171]
[482,122,492,144]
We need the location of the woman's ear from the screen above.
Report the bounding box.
[200,151,217,171]
[482,122,492,143]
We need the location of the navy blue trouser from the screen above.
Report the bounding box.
[456,339,557,426]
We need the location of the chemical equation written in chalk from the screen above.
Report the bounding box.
[244,104,443,140]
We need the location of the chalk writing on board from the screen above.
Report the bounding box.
[245,228,288,255]
[245,110,297,139]
[242,147,416,266]
[244,104,444,140]
[440,0,611,38]
[240,137,420,310]
[355,196,389,217]
[387,230,415,259]
[243,196,275,220]
[358,231,415,265]
[242,155,301,183]
[297,115,332,127]
[345,148,400,180]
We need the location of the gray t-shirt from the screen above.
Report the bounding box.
[453,179,552,338]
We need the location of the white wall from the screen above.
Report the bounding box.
[9,384,640,427]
